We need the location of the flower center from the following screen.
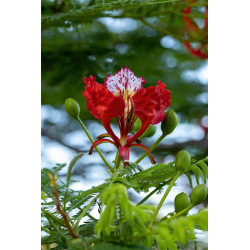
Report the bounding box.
[103,67,146,146]
[114,89,134,115]
[115,90,137,146]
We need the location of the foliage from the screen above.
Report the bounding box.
[154,209,208,250]
[41,152,208,249]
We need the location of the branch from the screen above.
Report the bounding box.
[42,0,178,28]
[141,18,186,42]
[52,178,80,239]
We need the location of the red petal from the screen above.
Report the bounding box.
[83,76,125,120]
[97,133,111,140]
[184,42,208,59]
[126,82,171,146]
[82,76,125,145]
[89,138,117,155]
[134,81,171,125]
[129,143,156,164]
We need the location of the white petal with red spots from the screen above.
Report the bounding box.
[104,67,146,95]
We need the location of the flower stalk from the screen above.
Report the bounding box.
[136,181,169,206]
[148,172,181,228]
[76,117,114,173]
[163,205,193,223]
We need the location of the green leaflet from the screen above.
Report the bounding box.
[126,157,208,192]
[190,165,205,185]
[95,183,153,247]
[198,161,208,181]
[71,183,108,200]
[64,153,84,209]
[126,162,177,192]
[187,157,208,185]
[154,209,208,249]
[93,243,151,250]
[184,172,193,189]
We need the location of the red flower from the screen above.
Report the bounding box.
[82,67,171,167]
[183,3,208,59]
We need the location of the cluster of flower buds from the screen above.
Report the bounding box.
[174,184,207,215]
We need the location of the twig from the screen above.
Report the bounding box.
[52,179,80,238]
[42,0,178,28]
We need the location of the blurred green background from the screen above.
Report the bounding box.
[41,0,208,178]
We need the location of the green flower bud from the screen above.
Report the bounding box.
[65,98,80,119]
[175,150,190,172]
[174,192,191,215]
[161,109,178,136]
[141,125,157,138]
[191,184,207,205]
[132,118,142,133]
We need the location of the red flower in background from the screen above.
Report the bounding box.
[183,2,208,59]
[82,67,171,167]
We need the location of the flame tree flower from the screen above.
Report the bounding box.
[183,2,208,59]
[82,67,171,167]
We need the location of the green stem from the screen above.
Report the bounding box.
[141,19,186,42]
[114,149,121,169]
[77,117,113,173]
[137,181,168,206]
[136,134,165,164]
[163,205,193,223]
[148,172,180,228]
[41,226,51,234]
[64,153,84,210]
[74,193,100,229]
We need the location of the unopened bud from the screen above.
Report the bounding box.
[141,125,157,138]
[175,150,190,172]
[65,98,80,119]
[161,110,178,136]
[191,184,207,205]
[131,118,142,133]
[174,192,191,214]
